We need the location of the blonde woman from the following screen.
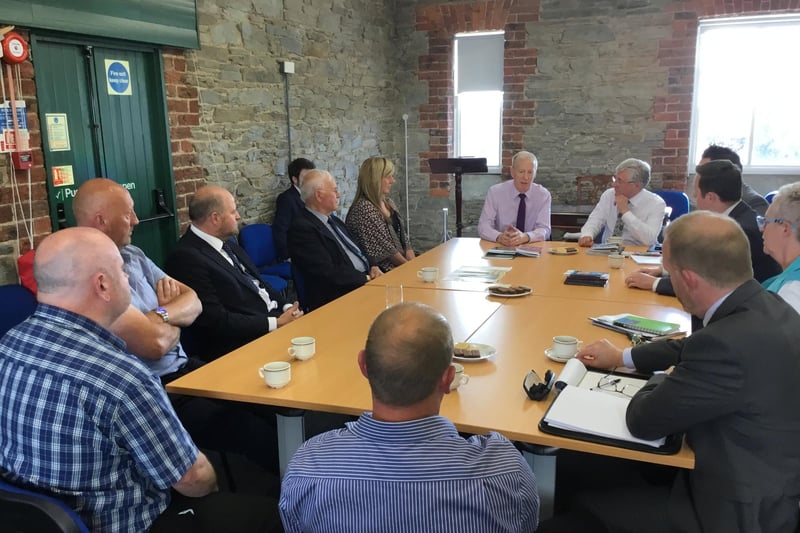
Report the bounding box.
[346,157,414,272]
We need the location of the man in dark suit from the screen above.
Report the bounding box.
[274,158,315,261]
[572,211,800,533]
[626,159,780,295]
[288,169,382,311]
[166,186,303,361]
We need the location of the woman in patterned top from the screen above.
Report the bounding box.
[346,157,415,272]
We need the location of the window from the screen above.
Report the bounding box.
[689,16,800,174]
[454,32,504,171]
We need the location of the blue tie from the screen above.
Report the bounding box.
[328,216,369,272]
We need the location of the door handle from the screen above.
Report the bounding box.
[138,188,175,223]
[56,203,68,229]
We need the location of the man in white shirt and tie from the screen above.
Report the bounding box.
[578,158,666,247]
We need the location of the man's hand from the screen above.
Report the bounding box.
[277,302,303,327]
[576,339,625,369]
[368,266,383,280]
[614,194,630,214]
[156,277,182,306]
[578,235,595,247]
[625,271,658,290]
[639,266,664,277]
[405,249,416,261]
[498,225,528,247]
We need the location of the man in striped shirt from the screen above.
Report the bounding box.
[279,302,539,532]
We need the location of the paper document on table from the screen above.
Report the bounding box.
[444,265,511,283]
[544,385,666,448]
[630,254,662,265]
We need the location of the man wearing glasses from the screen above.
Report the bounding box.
[578,158,666,247]
[761,181,800,312]
[568,211,800,533]
[626,159,780,295]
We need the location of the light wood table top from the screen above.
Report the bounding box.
[167,285,501,413]
[168,279,694,468]
[374,238,674,306]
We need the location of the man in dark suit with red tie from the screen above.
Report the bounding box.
[166,186,303,361]
[288,170,382,311]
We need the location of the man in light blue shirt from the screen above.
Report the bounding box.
[280,303,539,533]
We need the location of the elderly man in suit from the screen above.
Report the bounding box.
[288,169,382,311]
[626,159,780,295]
[166,186,302,361]
[273,157,315,261]
[568,211,800,533]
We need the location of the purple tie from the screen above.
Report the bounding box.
[516,193,526,230]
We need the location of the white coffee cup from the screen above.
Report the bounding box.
[552,336,582,359]
[608,253,625,269]
[450,362,470,390]
[257,361,291,388]
[288,336,316,361]
[417,267,439,283]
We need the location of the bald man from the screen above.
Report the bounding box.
[166,186,302,361]
[73,178,202,380]
[566,211,800,533]
[0,228,219,530]
[280,303,539,532]
[288,169,382,311]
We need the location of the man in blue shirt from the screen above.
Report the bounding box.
[279,302,539,533]
[0,227,281,532]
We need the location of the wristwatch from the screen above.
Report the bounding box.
[154,306,170,323]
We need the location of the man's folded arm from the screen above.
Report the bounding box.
[108,304,181,360]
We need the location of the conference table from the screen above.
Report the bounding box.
[167,238,694,517]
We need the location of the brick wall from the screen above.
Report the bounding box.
[415,1,540,197]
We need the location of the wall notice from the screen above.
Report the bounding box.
[45,113,71,151]
[52,165,75,187]
[105,59,132,96]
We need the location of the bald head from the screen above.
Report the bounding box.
[35,227,131,327]
[363,302,453,407]
[188,186,240,239]
[664,210,753,289]
[73,178,138,248]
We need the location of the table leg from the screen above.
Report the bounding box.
[276,412,306,478]
[523,451,556,520]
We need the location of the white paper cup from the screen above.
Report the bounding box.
[552,336,581,359]
[417,267,439,283]
[288,336,316,361]
[257,361,291,388]
[450,363,470,390]
[608,253,625,269]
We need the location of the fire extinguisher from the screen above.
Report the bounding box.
[1,28,32,170]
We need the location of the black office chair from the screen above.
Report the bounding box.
[0,284,37,337]
[0,478,89,533]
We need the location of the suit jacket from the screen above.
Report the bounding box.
[273,186,304,261]
[165,228,286,361]
[653,202,781,296]
[627,280,800,533]
[288,209,369,311]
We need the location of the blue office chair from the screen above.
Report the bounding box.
[0,478,89,533]
[239,224,292,279]
[654,190,690,221]
[0,284,37,338]
[229,234,289,293]
[765,190,778,204]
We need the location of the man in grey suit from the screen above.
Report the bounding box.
[574,211,800,533]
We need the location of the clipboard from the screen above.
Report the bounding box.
[538,366,683,455]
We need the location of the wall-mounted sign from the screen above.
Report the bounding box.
[45,113,71,151]
[52,165,75,187]
[105,59,132,96]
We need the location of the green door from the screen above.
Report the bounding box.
[31,33,178,266]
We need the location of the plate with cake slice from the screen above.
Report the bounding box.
[487,284,532,298]
[453,342,496,362]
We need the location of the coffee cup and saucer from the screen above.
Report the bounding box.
[449,363,470,391]
[544,335,583,362]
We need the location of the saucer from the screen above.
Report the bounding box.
[545,347,576,362]
[453,343,496,362]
